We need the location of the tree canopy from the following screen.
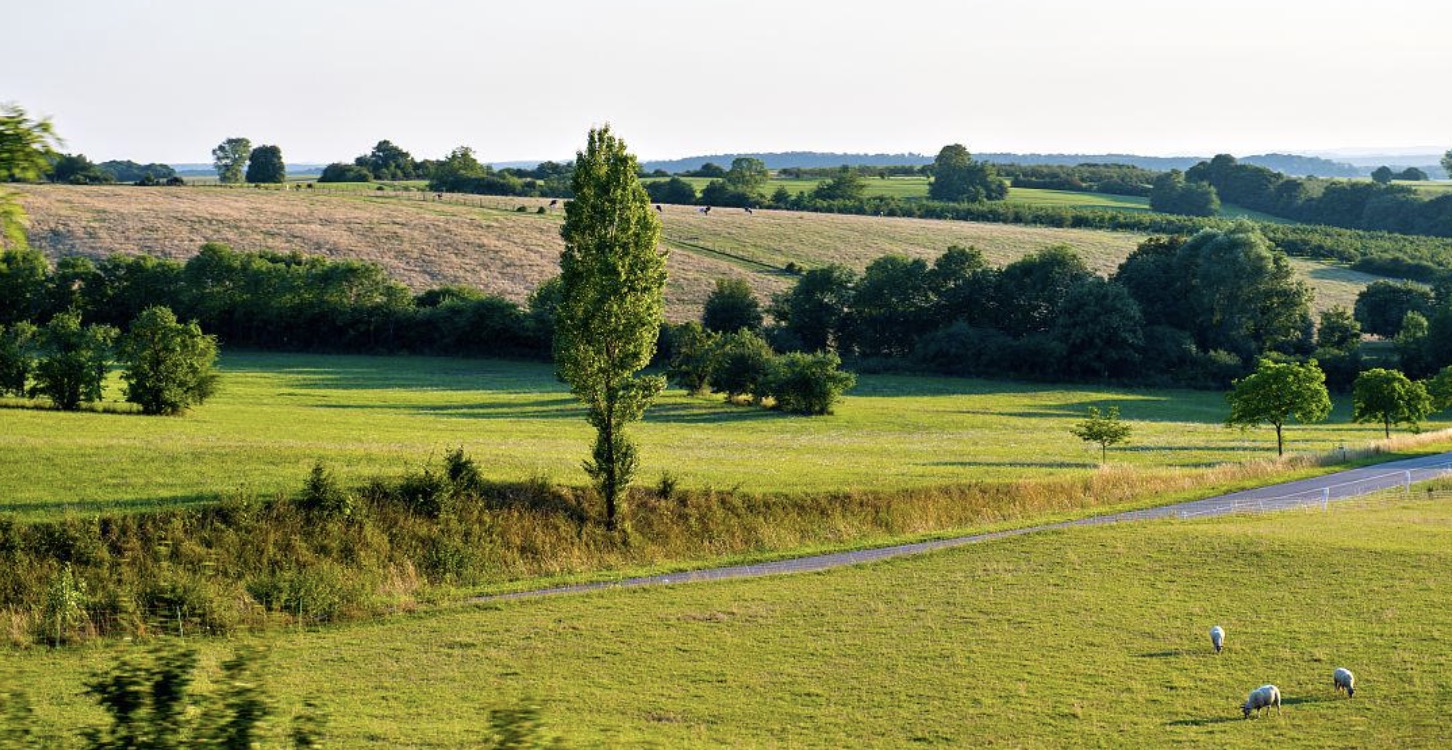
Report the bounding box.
[211,137,251,184]
[1352,368,1431,438]
[555,126,667,529]
[927,144,1008,202]
[1070,405,1133,463]
[245,145,285,184]
[1225,358,1331,456]
[119,306,220,415]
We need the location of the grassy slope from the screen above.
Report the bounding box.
[18,185,1374,318]
[3,351,1447,519]
[11,496,1451,747]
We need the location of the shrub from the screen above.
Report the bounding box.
[445,446,485,496]
[759,351,856,415]
[30,310,116,410]
[300,461,353,518]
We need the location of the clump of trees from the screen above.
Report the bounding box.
[666,326,856,416]
[927,144,1008,202]
[0,303,219,414]
[1149,170,1220,216]
[763,226,1312,388]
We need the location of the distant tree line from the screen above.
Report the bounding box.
[1158,154,1452,238]
[996,163,1157,197]
[43,154,180,185]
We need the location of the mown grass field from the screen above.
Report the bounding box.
[2,351,1446,520]
[9,493,1450,747]
[16,184,1377,320]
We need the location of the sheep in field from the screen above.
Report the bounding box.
[1210,625,1225,654]
[1242,684,1281,719]
[1334,668,1355,698]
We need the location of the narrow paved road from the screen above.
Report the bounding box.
[483,451,1452,603]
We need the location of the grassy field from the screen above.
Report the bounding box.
[2,351,1447,520]
[9,493,1450,747]
[16,185,1378,319]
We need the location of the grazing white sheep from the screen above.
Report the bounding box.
[1210,625,1225,654]
[1333,668,1355,698]
[1242,684,1281,719]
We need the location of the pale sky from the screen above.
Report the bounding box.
[4,0,1450,164]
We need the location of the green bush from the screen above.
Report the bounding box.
[760,351,856,415]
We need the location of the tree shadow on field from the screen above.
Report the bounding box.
[311,397,582,420]
[643,402,784,424]
[958,402,1220,425]
[1136,650,1187,659]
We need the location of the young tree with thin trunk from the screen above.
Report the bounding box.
[1352,368,1431,438]
[1226,358,1331,456]
[1070,405,1133,464]
[555,126,668,530]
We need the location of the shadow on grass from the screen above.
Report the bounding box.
[1135,650,1188,659]
[307,398,785,424]
[1,494,217,518]
[1166,716,1246,727]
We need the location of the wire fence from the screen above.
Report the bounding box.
[1177,461,1452,520]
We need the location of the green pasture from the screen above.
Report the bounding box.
[2,351,1446,520]
[11,493,1450,747]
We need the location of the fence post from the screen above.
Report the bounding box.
[1406,470,1413,496]
[1322,487,1330,511]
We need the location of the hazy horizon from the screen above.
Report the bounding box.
[6,0,1449,165]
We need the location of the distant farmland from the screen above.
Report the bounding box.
[17,184,1376,318]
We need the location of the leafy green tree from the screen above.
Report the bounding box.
[1149,169,1220,216]
[723,157,769,194]
[555,126,668,530]
[319,162,372,182]
[1070,405,1133,463]
[996,245,1092,337]
[31,310,115,410]
[1354,280,1433,337]
[1226,358,1332,456]
[1317,306,1361,351]
[118,306,220,415]
[1394,310,1432,378]
[702,277,762,333]
[1396,167,1428,181]
[1371,166,1395,185]
[50,153,114,184]
[1352,368,1431,438]
[1053,278,1144,379]
[710,328,773,402]
[1182,226,1313,358]
[759,350,856,415]
[644,176,696,205]
[0,321,37,396]
[928,144,1007,202]
[245,144,285,184]
[211,137,252,184]
[928,244,996,325]
[356,139,416,179]
[1442,148,1452,180]
[1,103,63,254]
[0,245,48,324]
[1427,365,1452,412]
[666,321,719,396]
[768,264,856,352]
[848,255,935,356]
[811,166,866,201]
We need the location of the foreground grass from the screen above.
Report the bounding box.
[3,351,1447,518]
[10,494,1450,747]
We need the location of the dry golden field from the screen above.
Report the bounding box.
[16,185,1374,317]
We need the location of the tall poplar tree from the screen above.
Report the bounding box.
[555,126,668,529]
